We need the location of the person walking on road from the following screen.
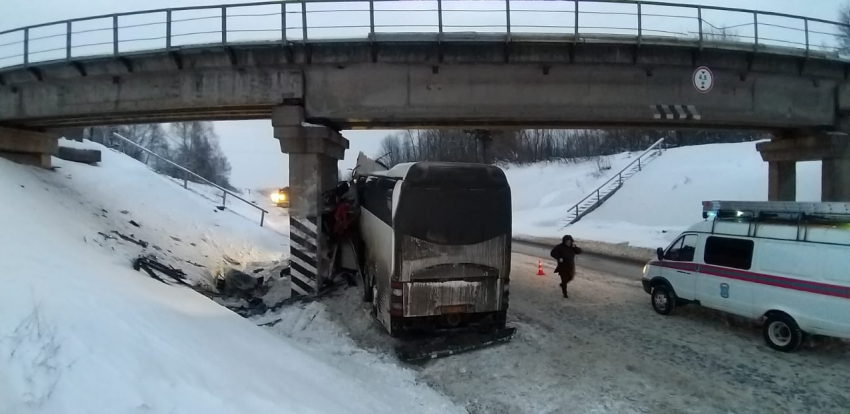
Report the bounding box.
[550,235,583,298]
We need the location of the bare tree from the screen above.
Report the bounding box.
[169,122,234,190]
[704,26,739,42]
[87,122,234,190]
[374,128,764,167]
[839,4,850,53]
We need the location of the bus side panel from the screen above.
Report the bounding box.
[360,208,395,332]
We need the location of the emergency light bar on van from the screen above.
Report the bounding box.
[702,200,850,224]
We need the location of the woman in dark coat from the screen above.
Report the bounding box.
[550,235,583,298]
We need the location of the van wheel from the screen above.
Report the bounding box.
[651,285,675,315]
[763,313,803,352]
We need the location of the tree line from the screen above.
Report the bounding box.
[376,128,767,168]
[87,122,235,191]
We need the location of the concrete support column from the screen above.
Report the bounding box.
[272,106,348,296]
[0,127,58,168]
[768,161,797,201]
[822,158,850,201]
[757,132,850,202]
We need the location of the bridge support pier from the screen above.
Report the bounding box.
[767,161,796,202]
[0,127,58,169]
[822,158,850,202]
[272,106,348,296]
[757,133,850,202]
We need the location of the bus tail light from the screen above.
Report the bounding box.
[390,281,404,316]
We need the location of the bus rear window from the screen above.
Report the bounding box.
[704,236,754,270]
[395,186,510,246]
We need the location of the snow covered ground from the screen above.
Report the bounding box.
[0,140,461,414]
[298,250,850,414]
[508,141,822,248]
[3,137,842,414]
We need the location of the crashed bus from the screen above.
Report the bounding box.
[353,161,514,359]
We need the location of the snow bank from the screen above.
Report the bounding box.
[168,177,290,238]
[0,141,460,414]
[50,138,286,285]
[505,153,643,231]
[509,141,821,248]
[255,302,465,414]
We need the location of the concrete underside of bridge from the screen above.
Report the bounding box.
[0,40,847,130]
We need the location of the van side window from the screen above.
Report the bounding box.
[665,234,698,262]
[704,236,754,270]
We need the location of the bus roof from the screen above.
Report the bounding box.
[370,162,416,179]
[367,162,508,189]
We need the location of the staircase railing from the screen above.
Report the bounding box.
[111,132,268,227]
[564,137,665,226]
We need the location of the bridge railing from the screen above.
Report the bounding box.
[111,132,269,227]
[564,136,665,226]
[1,0,848,70]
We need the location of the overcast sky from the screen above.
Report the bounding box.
[1,0,844,189]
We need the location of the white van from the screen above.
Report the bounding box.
[642,200,850,352]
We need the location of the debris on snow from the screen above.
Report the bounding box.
[133,256,191,287]
[111,230,148,248]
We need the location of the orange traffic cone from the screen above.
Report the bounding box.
[537,260,545,276]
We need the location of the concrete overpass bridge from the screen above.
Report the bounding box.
[1,0,849,294]
[1,0,850,131]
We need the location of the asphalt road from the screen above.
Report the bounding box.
[314,241,850,414]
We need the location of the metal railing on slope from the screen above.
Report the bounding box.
[111,132,268,227]
[564,137,665,227]
[0,0,848,70]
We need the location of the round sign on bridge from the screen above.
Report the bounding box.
[693,66,714,93]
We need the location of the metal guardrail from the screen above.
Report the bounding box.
[0,0,848,70]
[111,132,269,227]
[565,137,665,225]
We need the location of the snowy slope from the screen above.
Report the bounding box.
[53,139,286,286]
[509,141,822,248]
[167,177,290,238]
[506,152,644,232]
[0,140,461,414]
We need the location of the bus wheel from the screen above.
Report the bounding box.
[763,313,803,352]
[651,286,675,315]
